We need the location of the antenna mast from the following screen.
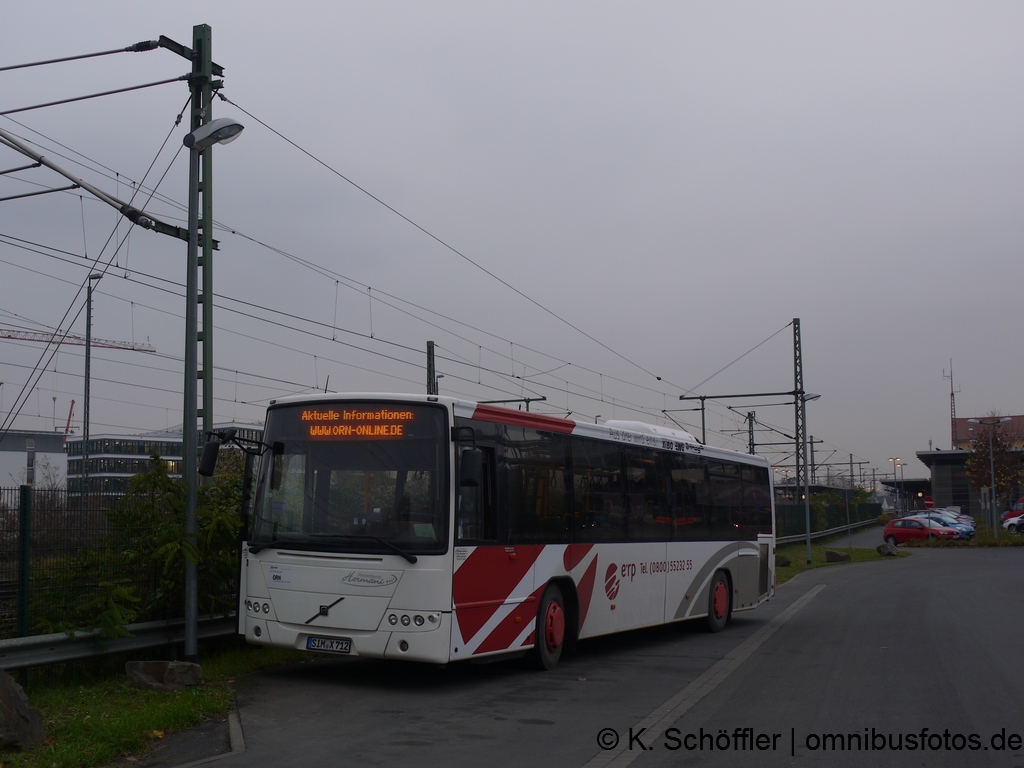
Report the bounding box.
[943,360,959,449]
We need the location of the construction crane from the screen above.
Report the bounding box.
[0,328,155,353]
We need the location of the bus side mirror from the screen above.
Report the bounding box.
[460,448,483,487]
[199,440,221,477]
[199,428,237,477]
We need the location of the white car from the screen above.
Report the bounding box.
[1003,514,1024,534]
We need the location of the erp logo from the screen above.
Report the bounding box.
[604,563,620,600]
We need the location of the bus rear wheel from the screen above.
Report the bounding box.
[532,583,566,670]
[706,572,731,633]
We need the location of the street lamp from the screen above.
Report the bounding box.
[967,416,1011,538]
[182,117,243,663]
[888,458,901,516]
[183,117,244,149]
[899,461,905,515]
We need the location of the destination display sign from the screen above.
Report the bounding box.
[300,407,417,440]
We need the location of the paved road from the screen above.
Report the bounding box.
[839,522,886,549]
[169,545,1024,768]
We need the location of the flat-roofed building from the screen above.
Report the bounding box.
[0,429,67,487]
[65,422,263,495]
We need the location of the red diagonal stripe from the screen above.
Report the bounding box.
[475,584,545,654]
[576,554,599,632]
[453,545,543,643]
[563,543,594,572]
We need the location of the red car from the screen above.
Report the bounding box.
[1002,498,1024,523]
[884,517,962,545]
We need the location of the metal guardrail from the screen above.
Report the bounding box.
[0,614,236,671]
[776,517,879,545]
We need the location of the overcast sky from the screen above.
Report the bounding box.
[1,2,1021,485]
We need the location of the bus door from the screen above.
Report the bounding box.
[452,443,516,656]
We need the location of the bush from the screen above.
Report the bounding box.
[877,513,892,525]
[33,452,243,636]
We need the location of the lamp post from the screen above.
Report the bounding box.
[899,461,905,515]
[182,117,243,663]
[83,272,102,506]
[967,416,1011,538]
[888,458,901,516]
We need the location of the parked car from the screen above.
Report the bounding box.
[908,512,975,539]
[884,517,962,545]
[931,508,975,526]
[1003,514,1024,534]
[1001,498,1024,523]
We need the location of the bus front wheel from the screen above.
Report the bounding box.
[706,572,731,633]
[532,583,566,670]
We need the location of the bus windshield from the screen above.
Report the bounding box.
[251,402,449,555]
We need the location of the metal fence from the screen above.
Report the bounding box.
[0,486,150,640]
[776,502,883,539]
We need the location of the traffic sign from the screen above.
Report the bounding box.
[924,497,934,508]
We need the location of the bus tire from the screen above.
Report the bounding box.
[532,583,566,670]
[706,571,730,633]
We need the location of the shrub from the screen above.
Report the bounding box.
[33,452,243,636]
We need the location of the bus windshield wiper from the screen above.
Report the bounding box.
[314,534,418,563]
[250,534,419,563]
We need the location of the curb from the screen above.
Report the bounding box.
[171,711,245,768]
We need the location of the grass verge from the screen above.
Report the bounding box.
[903,526,1024,548]
[775,537,910,585]
[2,644,310,768]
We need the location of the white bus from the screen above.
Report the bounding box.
[216,393,775,669]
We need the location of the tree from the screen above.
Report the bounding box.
[964,418,1023,508]
[34,451,244,636]
[106,449,244,623]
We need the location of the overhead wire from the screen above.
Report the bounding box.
[1,88,796,429]
[0,225,762,444]
[0,96,191,440]
[6,104,721,412]
[1,97,796,450]
[0,77,187,117]
[216,92,673,386]
[0,40,160,73]
[0,231,603,411]
[1,117,693,412]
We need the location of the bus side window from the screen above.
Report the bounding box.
[742,465,772,538]
[573,437,625,542]
[505,429,570,544]
[708,461,743,540]
[458,446,496,542]
[626,449,671,541]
